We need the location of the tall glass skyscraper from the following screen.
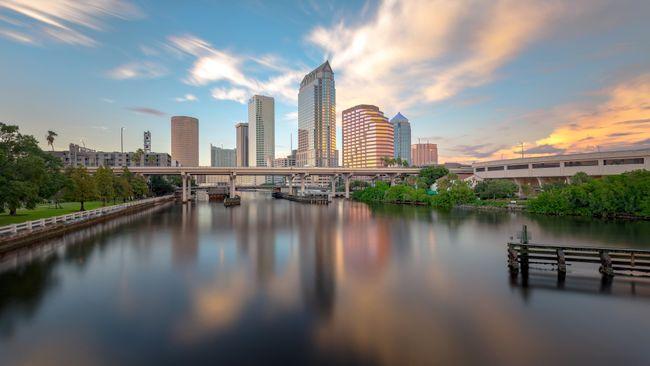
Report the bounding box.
[297,61,338,167]
[247,95,275,167]
[391,112,411,165]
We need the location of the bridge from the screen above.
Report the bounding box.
[85,166,421,202]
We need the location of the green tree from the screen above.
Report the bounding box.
[570,171,592,185]
[418,166,449,187]
[132,148,145,167]
[431,180,477,209]
[435,173,458,192]
[94,166,115,205]
[146,155,157,166]
[130,174,149,199]
[474,179,518,199]
[113,175,132,203]
[46,130,58,151]
[65,166,97,211]
[149,175,174,196]
[0,123,61,215]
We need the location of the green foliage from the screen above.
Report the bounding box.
[130,175,149,199]
[430,180,477,209]
[435,173,458,192]
[352,181,390,202]
[94,166,115,205]
[474,179,518,199]
[149,175,175,196]
[418,166,449,187]
[527,170,650,218]
[64,166,97,211]
[0,123,63,215]
[113,175,132,203]
[570,171,592,185]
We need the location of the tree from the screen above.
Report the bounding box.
[65,166,97,211]
[113,175,132,203]
[46,130,58,151]
[401,160,409,167]
[418,166,449,187]
[149,175,174,196]
[474,179,518,199]
[570,171,592,185]
[132,148,145,167]
[146,155,156,166]
[94,166,115,205]
[435,173,458,192]
[130,174,149,199]
[0,123,61,215]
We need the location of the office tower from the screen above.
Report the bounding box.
[171,116,199,167]
[411,143,439,166]
[143,131,151,153]
[390,112,411,165]
[247,95,275,167]
[297,61,338,167]
[210,144,236,167]
[342,105,394,168]
[235,122,249,167]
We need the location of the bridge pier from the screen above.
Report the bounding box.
[344,174,352,199]
[181,173,190,204]
[300,174,306,196]
[331,174,338,196]
[229,174,236,198]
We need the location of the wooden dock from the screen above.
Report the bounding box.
[274,192,330,205]
[507,225,650,278]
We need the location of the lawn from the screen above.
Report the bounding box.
[0,201,105,226]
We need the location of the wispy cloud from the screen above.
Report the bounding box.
[0,27,37,44]
[174,94,198,102]
[308,0,563,111]
[0,0,142,47]
[167,34,305,103]
[101,97,115,103]
[126,107,166,117]
[106,61,167,80]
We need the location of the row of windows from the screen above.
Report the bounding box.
[475,157,644,172]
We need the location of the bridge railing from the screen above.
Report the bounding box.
[0,195,174,237]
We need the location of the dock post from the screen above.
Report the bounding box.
[519,225,529,269]
[507,243,519,273]
[557,249,566,273]
[599,250,614,277]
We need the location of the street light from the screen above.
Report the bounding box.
[121,127,125,153]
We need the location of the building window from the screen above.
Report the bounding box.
[475,167,485,172]
[507,164,529,170]
[532,162,561,169]
[603,158,644,165]
[487,166,505,171]
[564,160,599,167]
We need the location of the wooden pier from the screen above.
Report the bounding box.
[508,225,650,278]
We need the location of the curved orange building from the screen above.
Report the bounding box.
[342,105,394,167]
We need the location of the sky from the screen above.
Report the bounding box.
[0,0,648,166]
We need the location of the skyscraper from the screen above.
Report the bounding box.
[297,61,338,167]
[248,95,275,167]
[411,143,438,166]
[235,122,248,167]
[210,144,236,167]
[171,116,199,167]
[342,105,394,168]
[143,130,151,153]
[390,112,411,165]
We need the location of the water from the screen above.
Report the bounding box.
[1,192,650,365]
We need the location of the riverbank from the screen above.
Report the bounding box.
[0,196,174,254]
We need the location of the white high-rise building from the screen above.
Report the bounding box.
[247,95,275,167]
[297,61,338,167]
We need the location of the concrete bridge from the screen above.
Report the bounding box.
[85,166,421,202]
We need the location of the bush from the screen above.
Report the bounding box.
[474,179,518,199]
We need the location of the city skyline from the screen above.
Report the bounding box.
[1,0,648,166]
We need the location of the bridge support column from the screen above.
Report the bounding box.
[390,174,397,186]
[229,174,236,198]
[300,174,306,196]
[331,174,338,196]
[344,174,351,199]
[287,175,294,195]
[181,173,189,204]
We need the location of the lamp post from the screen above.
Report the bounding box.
[121,127,125,153]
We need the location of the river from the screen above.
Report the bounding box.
[1,192,649,365]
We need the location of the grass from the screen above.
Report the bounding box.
[0,201,105,226]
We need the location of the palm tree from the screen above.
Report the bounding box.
[146,155,156,166]
[133,148,144,166]
[395,157,403,167]
[46,130,58,151]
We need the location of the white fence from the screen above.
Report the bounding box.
[0,195,174,236]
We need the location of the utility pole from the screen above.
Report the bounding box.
[121,127,125,153]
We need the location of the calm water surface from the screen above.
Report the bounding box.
[1,192,650,365]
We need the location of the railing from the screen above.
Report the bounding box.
[0,195,174,237]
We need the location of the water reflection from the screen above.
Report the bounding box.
[1,194,650,365]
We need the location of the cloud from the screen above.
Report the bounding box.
[211,87,248,104]
[175,94,198,102]
[106,61,167,80]
[0,27,37,44]
[307,0,563,111]
[0,0,142,47]
[101,97,115,103]
[283,111,298,121]
[450,144,509,159]
[126,107,166,117]
[522,144,565,155]
[448,74,650,162]
[167,34,305,103]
